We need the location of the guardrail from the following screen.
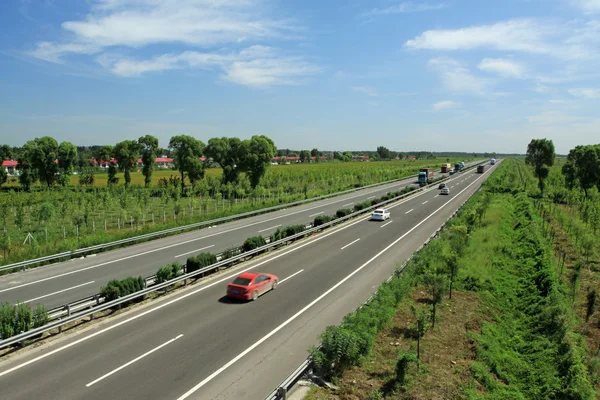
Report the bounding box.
[0,161,487,350]
[263,161,499,400]
[0,161,484,274]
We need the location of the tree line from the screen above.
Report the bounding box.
[0,135,277,194]
[525,139,600,198]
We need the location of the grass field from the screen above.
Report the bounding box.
[305,159,596,399]
[0,158,471,267]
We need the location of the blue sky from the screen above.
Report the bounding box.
[1,0,600,154]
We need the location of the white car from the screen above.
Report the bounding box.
[440,187,450,195]
[371,209,390,221]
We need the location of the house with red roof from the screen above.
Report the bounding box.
[1,160,18,175]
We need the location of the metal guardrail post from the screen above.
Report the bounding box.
[277,387,287,399]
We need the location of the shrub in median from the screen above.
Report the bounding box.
[186,253,218,274]
[270,225,305,242]
[336,208,353,218]
[100,276,145,302]
[353,201,371,212]
[0,302,49,340]
[242,235,267,252]
[156,262,182,284]
[314,215,333,227]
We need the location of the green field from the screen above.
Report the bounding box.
[0,158,471,267]
[305,159,596,399]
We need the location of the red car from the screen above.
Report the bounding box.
[226,272,279,301]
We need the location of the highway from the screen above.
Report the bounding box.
[0,162,480,309]
[0,161,499,400]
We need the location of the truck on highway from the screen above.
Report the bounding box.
[477,165,485,173]
[490,158,496,165]
[418,168,435,186]
[441,163,452,173]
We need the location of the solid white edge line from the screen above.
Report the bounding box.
[19,281,96,305]
[175,245,215,258]
[340,238,360,250]
[85,334,183,387]
[279,270,304,284]
[405,209,413,214]
[258,225,281,233]
[0,173,444,379]
[175,166,492,399]
[380,220,393,228]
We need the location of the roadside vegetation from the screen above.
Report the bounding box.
[305,155,597,400]
[0,138,469,267]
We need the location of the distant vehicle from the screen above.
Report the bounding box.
[226,272,278,301]
[449,169,455,175]
[438,182,446,189]
[441,163,452,173]
[440,187,450,195]
[454,162,461,172]
[371,208,391,221]
[477,165,485,173]
[418,168,435,185]
[490,158,496,165]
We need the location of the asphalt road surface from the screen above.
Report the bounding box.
[0,160,500,400]
[0,161,481,309]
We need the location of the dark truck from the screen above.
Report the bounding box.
[477,165,485,173]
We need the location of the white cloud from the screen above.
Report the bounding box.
[568,87,600,98]
[570,0,600,13]
[428,57,489,94]
[25,0,319,87]
[30,0,297,61]
[527,111,585,125]
[100,45,321,87]
[478,58,525,78]
[361,2,446,17]
[433,100,459,111]
[351,86,378,96]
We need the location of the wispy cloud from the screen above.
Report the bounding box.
[99,45,321,87]
[570,0,600,14]
[428,57,489,94]
[404,18,599,61]
[568,87,600,98]
[433,100,459,111]
[478,58,525,78]
[527,111,586,125]
[360,2,446,18]
[351,86,378,97]
[24,0,319,87]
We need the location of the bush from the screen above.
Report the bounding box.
[270,224,305,242]
[156,262,182,284]
[314,215,333,227]
[100,276,145,302]
[0,301,48,340]
[187,252,218,273]
[336,208,353,218]
[242,235,267,252]
[221,247,238,260]
[395,351,417,385]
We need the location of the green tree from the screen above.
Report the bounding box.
[95,145,118,185]
[310,148,321,163]
[525,138,555,195]
[410,304,428,363]
[376,146,392,160]
[0,144,12,160]
[204,137,245,185]
[169,135,206,195]
[57,141,78,186]
[0,168,6,187]
[444,249,460,299]
[114,140,139,186]
[562,144,600,197]
[239,135,277,189]
[299,150,311,163]
[422,267,446,328]
[343,151,353,162]
[138,135,159,187]
[27,136,60,187]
